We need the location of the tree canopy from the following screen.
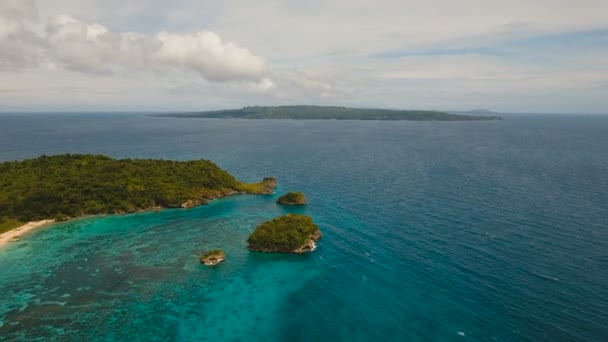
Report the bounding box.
[0,154,273,233]
[247,214,320,252]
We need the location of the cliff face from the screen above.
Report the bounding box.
[291,230,322,253]
[257,178,277,194]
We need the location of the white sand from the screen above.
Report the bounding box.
[0,220,55,248]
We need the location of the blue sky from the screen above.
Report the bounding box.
[1,0,607,113]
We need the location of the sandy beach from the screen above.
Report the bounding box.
[0,220,55,248]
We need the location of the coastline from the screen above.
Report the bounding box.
[0,220,55,248]
[0,186,275,249]
[0,176,276,250]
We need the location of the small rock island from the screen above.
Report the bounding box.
[200,249,225,266]
[276,192,307,205]
[247,214,322,253]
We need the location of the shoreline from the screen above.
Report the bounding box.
[0,187,275,249]
[0,220,55,248]
[0,179,277,249]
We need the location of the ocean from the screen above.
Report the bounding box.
[0,113,607,341]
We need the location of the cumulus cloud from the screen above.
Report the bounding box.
[156,31,268,82]
[0,0,45,70]
[44,15,158,74]
[0,1,271,84]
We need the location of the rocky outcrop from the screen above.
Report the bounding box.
[200,250,225,266]
[181,199,204,208]
[292,230,322,253]
[207,189,239,200]
[183,178,277,209]
[258,177,277,194]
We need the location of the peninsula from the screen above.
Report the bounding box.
[0,154,276,234]
[157,105,502,121]
[247,214,322,253]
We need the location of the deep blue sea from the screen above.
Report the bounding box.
[0,113,607,341]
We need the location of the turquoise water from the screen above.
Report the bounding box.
[0,113,607,341]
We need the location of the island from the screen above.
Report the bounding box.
[247,214,322,253]
[0,154,277,234]
[276,192,307,205]
[200,249,225,266]
[156,105,502,121]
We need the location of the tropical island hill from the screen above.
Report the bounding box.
[247,214,321,253]
[276,192,307,205]
[156,105,502,121]
[0,154,277,234]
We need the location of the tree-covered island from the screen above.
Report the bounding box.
[276,192,307,205]
[247,214,321,253]
[0,154,276,233]
[157,105,502,121]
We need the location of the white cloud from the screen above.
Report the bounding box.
[0,2,271,84]
[1,0,608,112]
[44,15,160,74]
[156,30,268,81]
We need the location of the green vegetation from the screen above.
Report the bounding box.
[0,154,275,233]
[276,192,307,205]
[247,214,320,252]
[237,177,276,194]
[159,105,502,121]
[0,218,24,234]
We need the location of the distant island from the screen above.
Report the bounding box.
[276,192,307,205]
[247,214,322,253]
[0,154,276,233]
[157,105,502,121]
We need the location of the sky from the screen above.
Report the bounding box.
[0,0,607,113]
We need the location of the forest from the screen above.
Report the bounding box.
[247,214,320,252]
[0,154,273,232]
